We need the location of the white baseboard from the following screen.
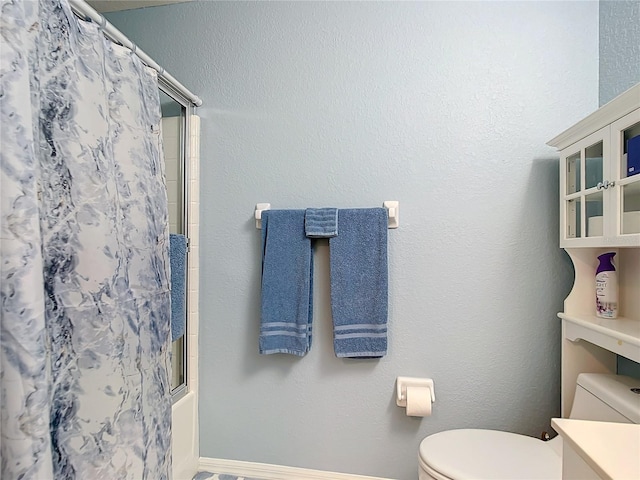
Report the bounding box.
[198,458,395,480]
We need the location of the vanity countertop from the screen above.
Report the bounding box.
[551,418,640,480]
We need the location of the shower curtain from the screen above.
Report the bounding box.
[1,0,172,478]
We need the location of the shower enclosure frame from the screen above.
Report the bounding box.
[161,78,194,402]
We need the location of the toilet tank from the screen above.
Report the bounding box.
[570,373,640,424]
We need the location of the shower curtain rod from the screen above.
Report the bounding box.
[68,0,202,107]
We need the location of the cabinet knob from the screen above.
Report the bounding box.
[597,180,616,190]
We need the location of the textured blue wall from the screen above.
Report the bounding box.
[599,0,640,106]
[600,0,640,378]
[108,2,596,478]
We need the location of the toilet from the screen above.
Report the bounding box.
[418,373,640,480]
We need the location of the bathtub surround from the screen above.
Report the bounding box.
[170,113,201,480]
[0,0,171,478]
[106,2,604,478]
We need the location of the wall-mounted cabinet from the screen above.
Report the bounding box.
[548,83,640,418]
[549,84,640,248]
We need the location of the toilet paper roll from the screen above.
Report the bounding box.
[406,386,432,417]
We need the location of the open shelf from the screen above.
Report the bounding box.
[558,312,640,363]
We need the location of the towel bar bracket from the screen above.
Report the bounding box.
[254,201,399,229]
[384,201,399,229]
[254,203,271,229]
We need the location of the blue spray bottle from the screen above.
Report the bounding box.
[595,252,618,319]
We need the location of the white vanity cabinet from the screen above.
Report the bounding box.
[549,83,640,248]
[547,83,640,419]
[551,419,640,480]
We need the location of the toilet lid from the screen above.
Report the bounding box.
[419,429,561,480]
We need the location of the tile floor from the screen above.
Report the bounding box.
[193,472,265,480]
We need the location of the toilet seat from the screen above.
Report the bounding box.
[419,429,561,480]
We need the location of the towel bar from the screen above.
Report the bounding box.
[254,201,399,229]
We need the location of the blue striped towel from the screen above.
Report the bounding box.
[329,208,388,358]
[170,233,187,341]
[305,208,338,238]
[260,210,313,356]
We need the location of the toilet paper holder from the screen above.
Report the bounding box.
[396,377,435,407]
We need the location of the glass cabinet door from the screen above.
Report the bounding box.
[554,86,640,247]
[585,190,603,237]
[560,129,608,243]
[566,197,581,239]
[584,142,604,238]
[585,142,603,190]
[564,152,581,239]
[612,111,640,239]
[566,152,580,195]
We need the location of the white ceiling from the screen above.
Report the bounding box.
[88,0,189,13]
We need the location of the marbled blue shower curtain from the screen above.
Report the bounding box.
[0,0,172,478]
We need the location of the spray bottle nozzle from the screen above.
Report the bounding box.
[596,252,616,274]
